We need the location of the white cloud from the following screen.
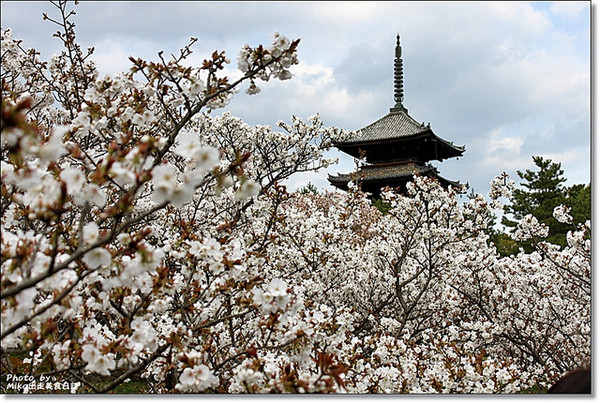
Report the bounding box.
[550,2,589,19]
[471,128,529,177]
[92,39,134,75]
[542,149,587,167]
[308,1,387,23]
[291,63,335,94]
[540,148,591,186]
[487,2,552,39]
[489,132,524,155]
[290,63,353,115]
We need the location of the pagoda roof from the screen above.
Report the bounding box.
[328,161,460,190]
[341,107,425,144]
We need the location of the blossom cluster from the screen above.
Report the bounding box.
[237,32,300,95]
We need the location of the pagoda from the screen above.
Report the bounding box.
[328,35,465,197]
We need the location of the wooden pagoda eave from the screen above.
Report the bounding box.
[327,167,461,193]
[336,130,465,153]
[336,130,465,162]
[334,128,431,148]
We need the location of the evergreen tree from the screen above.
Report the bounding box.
[501,156,590,252]
[566,183,592,225]
[299,182,319,195]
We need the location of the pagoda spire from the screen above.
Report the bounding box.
[393,34,406,111]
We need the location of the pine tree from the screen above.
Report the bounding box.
[502,156,565,251]
[565,183,591,225]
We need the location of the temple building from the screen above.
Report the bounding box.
[328,35,465,197]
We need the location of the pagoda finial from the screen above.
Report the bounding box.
[393,33,405,110]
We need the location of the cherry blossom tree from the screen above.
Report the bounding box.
[1,1,590,394]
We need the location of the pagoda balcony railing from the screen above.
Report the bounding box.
[359,158,425,169]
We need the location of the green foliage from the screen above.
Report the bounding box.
[490,232,519,257]
[371,198,391,214]
[89,377,149,394]
[500,156,590,254]
[109,379,148,394]
[517,384,547,394]
[298,182,319,195]
[566,183,591,225]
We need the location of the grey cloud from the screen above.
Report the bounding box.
[1,1,590,197]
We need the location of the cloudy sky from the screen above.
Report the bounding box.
[1,1,591,196]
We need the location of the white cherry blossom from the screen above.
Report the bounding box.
[82,247,112,269]
[0,8,589,395]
